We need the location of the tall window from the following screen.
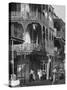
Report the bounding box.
[9,3,21,12]
[46,28,48,40]
[49,30,51,40]
[49,7,51,12]
[43,26,45,40]
[52,33,54,41]
[45,5,48,11]
[40,61,46,72]
[37,5,41,20]
[43,5,45,10]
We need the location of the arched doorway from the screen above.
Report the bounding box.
[26,22,42,44]
[25,23,46,81]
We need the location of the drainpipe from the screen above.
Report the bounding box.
[11,40,14,75]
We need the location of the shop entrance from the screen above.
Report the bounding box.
[16,56,30,83]
[40,60,47,73]
[14,50,30,83]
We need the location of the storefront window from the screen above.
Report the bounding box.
[40,60,46,72]
[17,64,25,78]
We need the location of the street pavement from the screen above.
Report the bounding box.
[20,79,65,87]
[22,80,52,86]
[54,79,65,85]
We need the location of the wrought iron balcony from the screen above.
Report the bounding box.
[10,11,38,21]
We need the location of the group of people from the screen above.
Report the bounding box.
[29,69,46,82]
[29,68,58,84]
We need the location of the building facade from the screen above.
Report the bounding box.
[9,3,56,85]
[53,15,65,81]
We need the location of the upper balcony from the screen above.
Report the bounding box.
[9,3,49,25]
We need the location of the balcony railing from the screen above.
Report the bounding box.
[10,10,44,22]
[13,42,46,55]
[11,11,21,18]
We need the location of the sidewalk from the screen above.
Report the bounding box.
[22,80,52,86]
[11,79,65,87]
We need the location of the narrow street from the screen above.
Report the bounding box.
[20,79,65,87]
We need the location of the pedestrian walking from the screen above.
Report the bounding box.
[37,69,42,80]
[29,69,35,82]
